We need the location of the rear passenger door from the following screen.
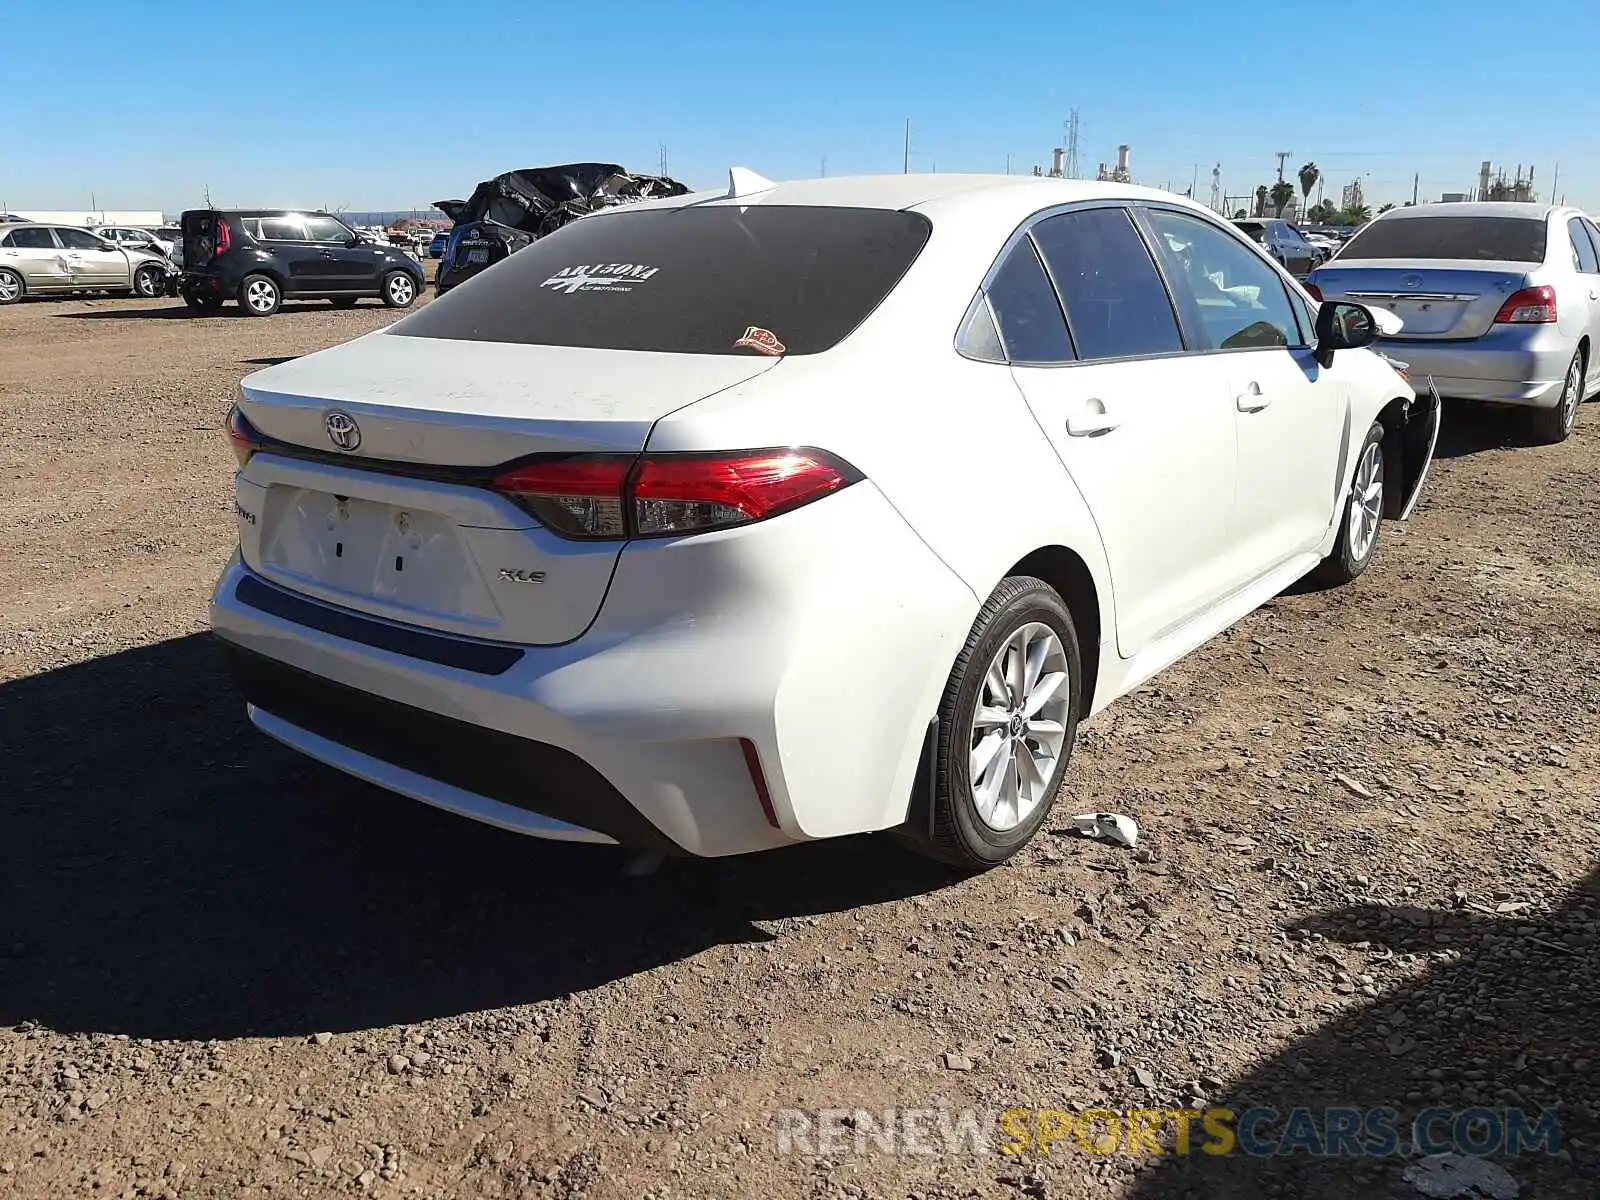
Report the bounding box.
[1,226,68,290]
[1569,218,1600,395]
[993,205,1241,657]
[255,215,325,295]
[1143,206,1344,573]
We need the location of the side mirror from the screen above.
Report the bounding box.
[1314,300,1378,367]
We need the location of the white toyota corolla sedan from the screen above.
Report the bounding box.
[211,171,1439,868]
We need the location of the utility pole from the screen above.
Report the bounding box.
[1190,163,1199,198]
[903,118,910,174]
[1005,154,1011,176]
[1412,173,1419,205]
[1274,151,1291,182]
[820,157,826,178]
[1551,162,1560,203]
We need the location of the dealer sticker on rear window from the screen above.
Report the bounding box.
[539,264,659,294]
[733,326,786,356]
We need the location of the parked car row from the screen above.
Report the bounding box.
[210,172,1445,870]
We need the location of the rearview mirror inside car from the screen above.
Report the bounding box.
[1314,301,1378,367]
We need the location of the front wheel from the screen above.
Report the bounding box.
[1528,349,1583,445]
[1311,421,1386,586]
[238,273,281,317]
[131,265,165,298]
[381,270,417,308]
[0,268,22,305]
[901,576,1081,869]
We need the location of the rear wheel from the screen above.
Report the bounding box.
[1529,349,1583,445]
[131,264,164,298]
[1311,421,1385,586]
[381,270,417,308]
[0,268,22,305]
[239,273,281,317]
[901,576,1080,869]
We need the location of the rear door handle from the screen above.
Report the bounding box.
[1236,382,1271,413]
[1066,401,1121,437]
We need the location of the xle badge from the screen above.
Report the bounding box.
[498,568,547,585]
[733,326,786,356]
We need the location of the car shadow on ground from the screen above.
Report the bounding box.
[1432,399,1563,459]
[1125,869,1596,1199]
[0,635,960,1042]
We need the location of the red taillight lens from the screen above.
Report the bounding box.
[1494,285,1556,324]
[1305,282,1323,302]
[491,448,859,540]
[491,456,632,538]
[214,219,231,255]
[632,449,854,536]
[227,404,263,468]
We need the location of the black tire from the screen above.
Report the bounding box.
[1311,420,1386,586]
[381,270,418,309]
[238,273,281,317]
[902,576,1081,869]
[1528,348,1583,445]
[184,292,223,314]
[131,265,165,299]
[329,296,360,308]
[0,267,22,305]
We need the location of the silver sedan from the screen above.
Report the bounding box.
[1309,202,1600,443]
[0,223,174,304]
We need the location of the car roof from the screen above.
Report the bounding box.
[612,172,1222,232]
[182,208,341,219]
[1374,201,1556,221]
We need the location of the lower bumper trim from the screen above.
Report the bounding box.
[216,638,683,854]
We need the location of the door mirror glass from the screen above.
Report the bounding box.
[1314,301,1378,363]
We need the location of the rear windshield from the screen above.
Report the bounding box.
[1234,223,1266,243]
[1341,216,1547,263]
[391,205,932,355]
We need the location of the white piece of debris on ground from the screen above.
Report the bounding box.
[1073,812,1139,849]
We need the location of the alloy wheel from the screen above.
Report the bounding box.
[246,279,277,312]
[1348,440,1384,563]
[968,622,1072,832]
[136,269,161,297]
[1561,356,1582,434]
[388,275,414,304]
[0,272,19,302]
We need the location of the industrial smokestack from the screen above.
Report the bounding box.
[1051,147,1065,177]
[1116,144,1131,175]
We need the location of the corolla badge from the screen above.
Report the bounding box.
[324,410,361,451]
[1402,273,1423,289]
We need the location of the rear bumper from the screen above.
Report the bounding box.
[1379,331,1576,407]
[209,480,976,857]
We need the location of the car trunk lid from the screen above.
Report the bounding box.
[1311,260,1532,340]
[233,333,781,646]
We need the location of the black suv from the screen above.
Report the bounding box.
[178,210,425,316]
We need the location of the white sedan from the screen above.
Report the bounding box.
[210,170,1438,868]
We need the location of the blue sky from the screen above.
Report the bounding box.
[2,0,1596,216]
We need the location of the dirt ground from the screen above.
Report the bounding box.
[1,288,1597,1200]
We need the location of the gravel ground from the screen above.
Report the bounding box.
[1,289,1597,1200]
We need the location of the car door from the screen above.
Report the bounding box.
[989,205,1240,657]
[303,214,381,292]
[55,226,130,287]
[1143,206,1346,574]
[1569,218,1600,394]
[254,215,328,295]
[0,225,68,290]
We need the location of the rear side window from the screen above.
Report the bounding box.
[1341,216,1546,262]
[4,227,56,249]
[394,205,931,356]
[1568,218,1599,273]
[1032,208,1184,361]
[983,238,1074,363]
[258,216,308,241]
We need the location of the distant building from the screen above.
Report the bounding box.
[1,210,165,228]
[1340,180,1365,211]
[1440,192,1468,203]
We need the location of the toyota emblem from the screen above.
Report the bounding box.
[324,410,361,452]
[1402,273,1423,290]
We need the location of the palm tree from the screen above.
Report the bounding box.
[1378,202,1396,214]
[1298,162,1320,208]
[1254,185,1269,217]
[1269,180,1295,217]
[1341,203,1373,226]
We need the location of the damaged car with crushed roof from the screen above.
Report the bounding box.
[433,162,689,295]
[211,168,1439,870]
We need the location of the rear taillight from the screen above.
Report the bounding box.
[491,448,860,540]
[214,219,231,255]
[1494,285,1556,324]
[1304,282,1323,302]
[226,404,264,468]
